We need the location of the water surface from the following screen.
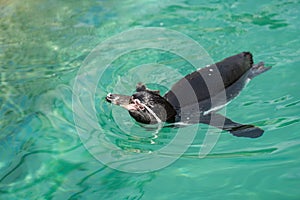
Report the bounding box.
[1,0,300,199]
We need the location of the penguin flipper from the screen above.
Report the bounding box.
[200,113,264,138]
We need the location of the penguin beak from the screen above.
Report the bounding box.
[106,93,138,111]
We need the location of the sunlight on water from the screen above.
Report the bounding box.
[1,0,300,199]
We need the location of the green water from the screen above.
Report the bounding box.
[1,0,300,199]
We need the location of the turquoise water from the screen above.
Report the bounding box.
[1,0,300,199]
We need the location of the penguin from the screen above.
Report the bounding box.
[106,52,271,138]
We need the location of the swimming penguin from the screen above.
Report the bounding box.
[106,52,271,138]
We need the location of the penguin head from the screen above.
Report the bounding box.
[106,83,176,124]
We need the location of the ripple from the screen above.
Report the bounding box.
[0,0,300,198]
[261,117,300,130]
[276,100,300,109]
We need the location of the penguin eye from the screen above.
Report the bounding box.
[133,99,145,111]
[138,105,145,111]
